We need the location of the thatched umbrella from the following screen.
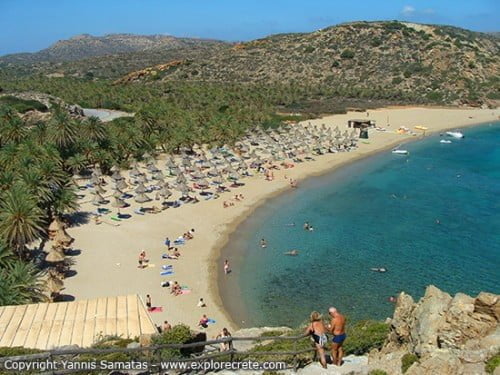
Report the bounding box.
[116,179,128,191]
[147,163,159,173]
[130,167,141,177]
[45,250,65,263]
[48,218,64,239]
[177,174,187,184]
[135,193,151,203]
[191,170,204,180]
[135,183,147,194]
[197,179,209,189]
[54,230,74,247]
[152,171,165,180]
[90,175,100,185]
[92,193,106,206]
[93,184,106,195]
[112,197,127,208]
[111,171,123,181]
[166,158,177,169]
[138,174,148,183]
[159,186,172,198]
[46,274,64,294]
[169,166,180,176]
[113,189,123,199]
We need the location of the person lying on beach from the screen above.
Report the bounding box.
[234,195,241,201]
[197,298,206,307]
[199,314,209,328]
[284,250,299,256]
[94,216,102,225]
[172,248,181,258]
[161,280,173,288]
[171,281,182,296]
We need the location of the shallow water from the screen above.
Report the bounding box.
[220,122,500,328]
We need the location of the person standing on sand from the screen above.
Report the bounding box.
[162,320,172,332]
[224,259,230,274]
[328,307,347,366]
[146,294,152,310]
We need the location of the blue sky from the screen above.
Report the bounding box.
[0,0,498,55]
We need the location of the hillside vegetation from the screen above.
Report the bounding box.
[117,22,499,106]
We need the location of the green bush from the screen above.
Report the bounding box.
[369,370,388,375]
[486,351,500,374]
[0,95,48,113]
[343,320,389,355]
[151,324,194,359]
[401,353,419,373]
[340,49,355,59]
[0,346,42,357]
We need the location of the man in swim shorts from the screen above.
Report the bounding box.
[329,307,346,366]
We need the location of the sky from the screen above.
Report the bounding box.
[0,0,498,56]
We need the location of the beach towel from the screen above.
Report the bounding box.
[148,307,163,313]
[110,215,122,221]
[207,319,216,324]
[160,270,174,276]
[162,254,178,260]
[180,289,191,295]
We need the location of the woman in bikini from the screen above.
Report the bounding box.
[304,311,328,369]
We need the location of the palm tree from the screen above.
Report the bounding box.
[0,183,44,258]
[82,116,107,142]
[0,260,47,305]
[48,108,77,151]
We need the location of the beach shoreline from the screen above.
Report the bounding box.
[64,106,499,337]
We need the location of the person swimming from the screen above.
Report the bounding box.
[284,250,299,256]
[371,267,387,273]
[260,238,267,248]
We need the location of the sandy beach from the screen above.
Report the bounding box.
[63,106,499,337]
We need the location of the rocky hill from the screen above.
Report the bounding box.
[118,21,499,106]
[0,33,228,63]
[0,34,231,78]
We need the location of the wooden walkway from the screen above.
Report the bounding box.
[0,295,156,350]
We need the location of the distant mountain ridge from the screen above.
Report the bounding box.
[0,33,229,63]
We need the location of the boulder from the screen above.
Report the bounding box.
[388,292,415,346]
[438,292,496,349]
[406,350,464,375]
[474,292,500,321]
[410,285,451,355]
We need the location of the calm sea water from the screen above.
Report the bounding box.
[220,123,500,328]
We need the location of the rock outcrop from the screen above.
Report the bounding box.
[369,286,500,375]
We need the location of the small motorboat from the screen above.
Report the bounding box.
[440,139,452,144]
[445,131,464,139]
[392,149,409,155]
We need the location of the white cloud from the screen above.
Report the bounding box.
[402,5,416,16]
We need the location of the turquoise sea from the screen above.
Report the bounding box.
[219,122,500,328]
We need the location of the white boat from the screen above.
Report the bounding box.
[440,139,452,144]
[392,149,409,155]
[445,131,464,139]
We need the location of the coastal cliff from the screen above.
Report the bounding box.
[368,285,499,374]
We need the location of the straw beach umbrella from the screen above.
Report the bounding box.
[112,197,127,208]
[135,193,151,203]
